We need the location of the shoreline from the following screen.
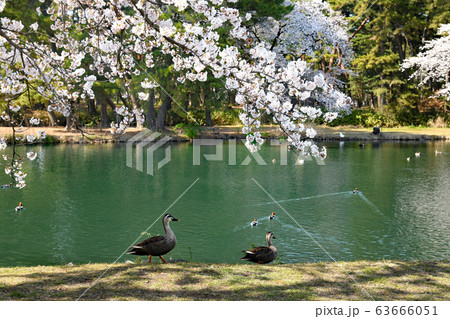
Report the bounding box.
[0,125,449,144]
[0,260,448,301]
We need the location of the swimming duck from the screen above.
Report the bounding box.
[15,202,23,211]
[415,152,421,157]
[269,212,276,220]
[359,143,365,148]
[126,213,179,263]
[241,232,277,264]
[353,188,359,193]
[407,157,411,162]
[250,219,258,226]
[435,150,442,155]
[1,183,12,188]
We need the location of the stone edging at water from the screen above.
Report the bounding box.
[0,126,449,144]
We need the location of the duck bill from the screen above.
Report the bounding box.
[272,236,276,239]
[172,218,180,222]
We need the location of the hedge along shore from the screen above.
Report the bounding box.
[0,260,448,301]
[1,126,450,144]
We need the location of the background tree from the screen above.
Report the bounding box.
[402,24,450,110]
[330,0,450,124]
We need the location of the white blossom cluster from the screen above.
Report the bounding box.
[0,62,43,189]
[402,24,450,100]
[254,0,353,66]
[0,0,353,164]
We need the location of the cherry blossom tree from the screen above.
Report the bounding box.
[252,0,352,69]
[402,24,450,101]
[1,0,353,187]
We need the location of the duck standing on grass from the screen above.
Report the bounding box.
[250,219,258,227]
[241,232,277,264]
[15,202,24,211]
[127,214,179,263]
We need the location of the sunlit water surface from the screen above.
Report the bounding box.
[0,141,449,266]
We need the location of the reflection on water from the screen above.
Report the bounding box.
[0,141,449,266]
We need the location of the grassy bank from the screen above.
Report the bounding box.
[0,260,448,301]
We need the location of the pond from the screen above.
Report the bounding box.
[0,140,449,266]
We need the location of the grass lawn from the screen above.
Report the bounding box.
[0,260,448,301]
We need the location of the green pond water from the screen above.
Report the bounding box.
[0,140,449,266]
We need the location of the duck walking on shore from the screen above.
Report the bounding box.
[127,214,179,263]
[241,232,277,264]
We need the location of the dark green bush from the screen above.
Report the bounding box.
[211,109,240,125]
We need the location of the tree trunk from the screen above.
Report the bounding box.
[203,87,213,127]
[88,99,97,115]
[328,47,337,72]
[146,89,157,130]
[100,100,109,128]
[395,34,405,63]
[422,26,428,45]
[377,94,383,110]
[156,93,172,131]
[321,57,326,73]
[185,90,190,112]
[106,96,121,124]
[65,113,75,130]
[47,110,57,126]
[128,92,144,129]
[205,103,212,127]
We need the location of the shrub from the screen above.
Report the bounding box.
[211,109,240,125]
[427,116,448,128]
[173,123,202,139]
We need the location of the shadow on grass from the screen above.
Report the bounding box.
[0,260,448,301]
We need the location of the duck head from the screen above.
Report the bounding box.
[266,231,276,245]
[164,213,179,222]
